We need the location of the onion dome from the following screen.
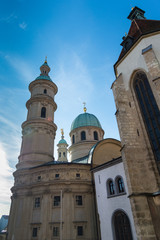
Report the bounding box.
[57,129,68,146]
[35,57,52,81]
[58,138,67,144]
[71,112,102,131]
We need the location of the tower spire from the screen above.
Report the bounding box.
[83,102,87,113]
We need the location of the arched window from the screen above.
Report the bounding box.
[59,152,61,157]
[107,179,115,196]
[113,210,133,240]
[44,89,47,94]
[81,131,86,141]
[72,135,75,144]
[63,152,65,157]
[116,177,125,193]
[94,131,98,140]
[134,72,160,162]
[41,107,46,118]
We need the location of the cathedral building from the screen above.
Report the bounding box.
[7,6,160,240]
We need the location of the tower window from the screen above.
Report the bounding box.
[94,131,98,140]
[107,179,115,196]
[72,135,75,144]
[63,152,65,157]
[116,177,125,193]
[41,107,46,118]
[75,195,83,206]
[81,131,86,141]
[134,72,160,163]
[59,152,61,157]
[44,89,47,94]
[77,226,83,236]
[76,173,80,178]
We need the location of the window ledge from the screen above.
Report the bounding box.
[107,192,126,198]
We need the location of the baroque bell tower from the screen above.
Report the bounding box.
[17,59,58,169]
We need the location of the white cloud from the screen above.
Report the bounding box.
[19,22,27,30]
[0,143,13,216]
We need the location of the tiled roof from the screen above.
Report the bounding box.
[117,19,160,63]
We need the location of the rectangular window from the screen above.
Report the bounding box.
[75,195,83,206]
[53,196,61,206]
[34,197,40,208]
[77,226,83,236]
[55,173,59,178]
[53,226,59,236]
[76,173,80,178]
[32,227,37,237]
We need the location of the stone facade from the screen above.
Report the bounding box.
[7,164,98,240]
[112,8,160,240]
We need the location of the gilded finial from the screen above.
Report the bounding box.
[83,102,87,113]
[61,129,64,139]
[131,7,134,10]
[45,56,47,63]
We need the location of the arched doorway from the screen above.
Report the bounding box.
[113,210,133,240]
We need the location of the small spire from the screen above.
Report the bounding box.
[61,129,64,139]
[83,102,87,113]
[45,56,47,63]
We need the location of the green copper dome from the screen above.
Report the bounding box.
[71,112,102,131]
[58,139,67,144]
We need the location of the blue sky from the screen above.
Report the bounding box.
[0,0,160,215]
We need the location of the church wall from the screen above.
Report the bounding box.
[94,161,137,240]
[112,33,160,239]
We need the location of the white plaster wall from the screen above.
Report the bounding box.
[94,162,137,240]
[117,34,160,90]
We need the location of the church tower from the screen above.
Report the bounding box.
[17,59,58,169]
[112,7,160,239]
[57,129,68,162]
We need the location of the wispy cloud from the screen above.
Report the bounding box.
[0,13,17,23]
[0,12,27,30]
[19,21,27,30]
[4,55,34,83]
[56,51,94,112]
[0,143,14,215]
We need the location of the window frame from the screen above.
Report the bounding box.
[133,71,160,164]
[32,227,38,237]
[93,131,98,140]
[81,131,86,141]
[53,196,61,207]
[41,107,46,118]
[115,176,125,194]
[107,179,115,197]
[34,197,41,208]
[77,226,83,236]
[53,226,59,237]
[75,195,83,206]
